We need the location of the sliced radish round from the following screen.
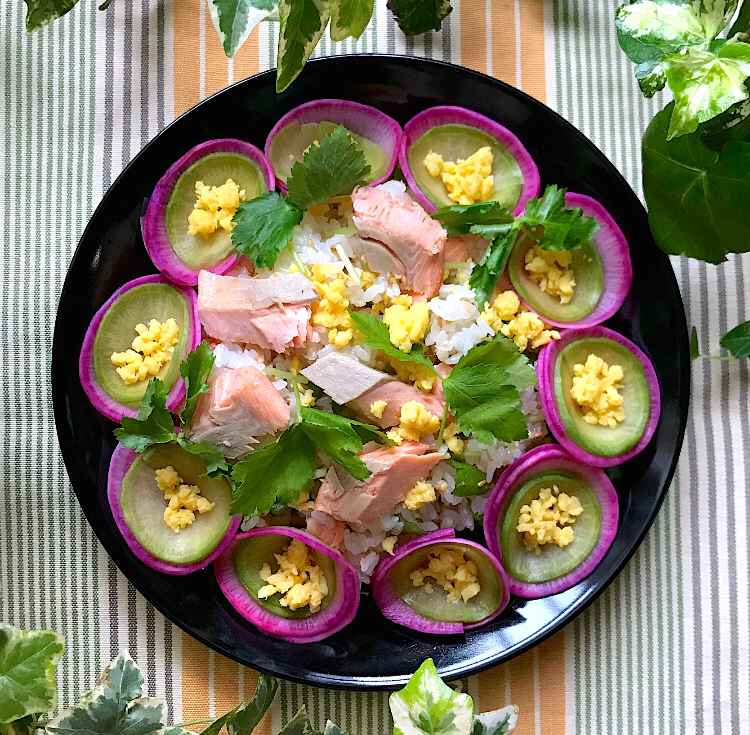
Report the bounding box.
[79,274,199,422]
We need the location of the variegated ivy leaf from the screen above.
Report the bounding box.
[471,705,519,735]
[208,0,278,58]
[0,624,65,724]
[664,41,750,137]
[0,716,36,735]
[163,729,191,735]
[389,659,474,735]
[323,722,346,735]
[23,0,80,32]
[634,58,669,97]
[46,651,167,735]
[330,0,374,40]
[276,707,316,735]
[276,0,331,92]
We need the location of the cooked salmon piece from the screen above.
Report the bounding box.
[300,352,392,405]
[198,270,317,352]
[187,366,290,458]
[306,516,347,553]
[351,186,447,298]
[360,238,407,279]
[444,234,489,264]
[314,442,442,524]
[349,380,445,428]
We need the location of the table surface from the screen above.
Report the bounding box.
[1,1,748,733]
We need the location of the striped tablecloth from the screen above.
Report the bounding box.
[2,1,748,733]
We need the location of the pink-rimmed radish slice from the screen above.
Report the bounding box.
[537,326,661,467]
[399,106,540,215]
[265,99,402,192]
[483,444,619,598]
[371,529,510,635]
[142,139,274,286]
[108,443,240,575]
[79,274,200,422]
[508,193,633,328]
[214,527,360,644]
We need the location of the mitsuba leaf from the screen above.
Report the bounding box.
[387,0,452,35]
[520,185,598,251]
[0,624,64,724]
[286,126,371,210]
[642,102,750,263]
[24,0,80,32]
[719,320,750,358]
[231,191,304,269]
[348,310,437,374]
[432,202,514,236]
[471,705,519,735]
[114,379,176,451]
[467,229,518,312]
[176,438,230,477]
[230,425,315,515]
[276,0,331,92]
[330,0,374,40]
[46,651,167,735]
[226,673,279,734]
[452,334,537,393]
[208,0,277,57]
[389,659,474,735]
[450,460,488,497]
[180,341,215,428]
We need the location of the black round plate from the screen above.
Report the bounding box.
[52,55,689,690]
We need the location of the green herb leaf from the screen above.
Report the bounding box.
[719,320,750,358]
[389,659,474,735]
[47,651,167,735]
[467,228,518,312]
[286,126,371,210]
[450,460,488,497]
[398,513,428,535]
[24,0,80,32]
[664,42,750,138]
[298,407,371,481]
[0,625,64,724]
[276,0,331,92]
[114,379,176,452]
[452,334,537,393]
[207,0,277,57]
[689,326,701,361]
[232,191,304,269]
[471,706,519,735]
[387,0,452,35]
[230,425,315,515]
[330,0,374,39]
[642,102,750,263]
[180,341,215,428]
[226,673,279,735]
[176,438,230,477]
[348,309,437,374]
[277,707,317,735]
[432,202,515,236]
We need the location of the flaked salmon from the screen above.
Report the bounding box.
[306,515,347,553]
[349,380,445,428]
[444,234,489,264]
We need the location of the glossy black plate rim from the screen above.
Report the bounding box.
[52,54,690,690]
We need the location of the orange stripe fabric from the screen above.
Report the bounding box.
[205,14,230,98]
[538,632,567,734]
[172,0,202,117]
[181,632,211,732]
[508,648,536,735]
[460,0,488,75]
[233,28,261,83]
[519,0,547,101]
[490,0,516,87]
[212,652,241,717]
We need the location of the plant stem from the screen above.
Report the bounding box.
[288,244,311,277]
[435,409,448,452]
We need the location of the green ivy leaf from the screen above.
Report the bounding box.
[719,320,750,358]
[226,673,279,734]
[207,0,277,57]
[387,0,452,35]
[276,0,331,92]
[200,705,241,735]
[330,0,374,40]
[323,722,346,735]
[0,716,36,735]
[24,0,80,32]
[689,326,701,361]
[277,707,317,735]
[470,705,518,735]
[0,625,64,724]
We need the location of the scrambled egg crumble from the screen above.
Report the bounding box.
[155,466,215,533]
[257,539,328,613]
[290,491,315,512]
[187,179,246,237]
[387,401,441,444]
[310,263,355,348]
[443,422,466,454]
[524,245,576,304]
[382,536,398,555]
[111,318,180,384]
[423,147,494,205]
[410,547,481,602]
[480,291,560,351]
[570,353,626,427]
[300,389,316,407]
[516,485,583,554]
[403,480,437,511]
[383,299,429,353]
[388,358,437,392]
[370,400,387,419]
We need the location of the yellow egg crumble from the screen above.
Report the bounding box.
[524,245,576,303]
[386,401,441,444]
[570,353,626,427]
[480,291,560,351]
[187,178,246,237]
[383,298,429,353]
[410,547,481,602]
[387,357,437,392]
[110,318,180,384]
[382,536,398,555]
[403,480,437,511]
[290,491,315,512]
[369,400,388,419]
[423,147,494,205]
[299,389,316,407]
[310,263,355,348]
[257,539,328,613]
[155,466,215,533]
[516,485,583,553]
[443,422,466,454]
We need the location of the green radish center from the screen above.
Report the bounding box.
[120,444,232,565]
[391,543,503,623]
[499,471,602,583]
[234,535,336,619]
[408,124,523,210]
[93,283,190,408]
